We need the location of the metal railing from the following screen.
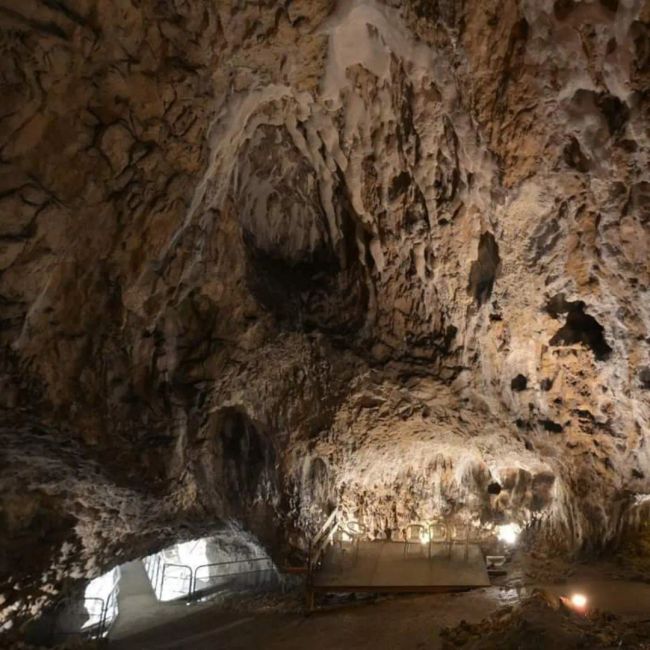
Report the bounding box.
[160,562,193,601]
[191,557,276,599]
[49,576,120,642]
[308,509,340,576]
[142,553,277,602]
[142,553,163,597]
[305,508,341,611]
[103,577,120,633]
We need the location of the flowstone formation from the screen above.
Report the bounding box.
[0,0,649,631]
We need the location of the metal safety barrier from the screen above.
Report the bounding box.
[160,562,193,601]
[142,553,277,602]
[305,508,340,611]
[191,556,276,599]
[308,508,340,576]
[49,575,120,643]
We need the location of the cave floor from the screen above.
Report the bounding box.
[109,559,233,641]
[109,562,650,650]
[110,587,511,650]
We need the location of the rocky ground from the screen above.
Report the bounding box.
[440,591,650,649]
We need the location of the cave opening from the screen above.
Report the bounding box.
[42,529,279,644]
[140,531,279,604]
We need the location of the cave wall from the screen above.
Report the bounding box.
[0,0,649,632]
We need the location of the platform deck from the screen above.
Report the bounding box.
[312,541,489,592]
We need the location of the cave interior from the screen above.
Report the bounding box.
[0,0,649,648]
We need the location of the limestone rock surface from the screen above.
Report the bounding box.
[0,0,649,631]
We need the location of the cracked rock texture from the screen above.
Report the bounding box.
[0,0,649,632]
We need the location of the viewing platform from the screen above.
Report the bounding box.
[312,540,490,593]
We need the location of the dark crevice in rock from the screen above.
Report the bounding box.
[570,89,629,139]
[0,5,70,39]
[409,0,460,27]
[468,232,500,306]
[553,0,577,20]
[540,419,564,433]
[595,92,630,136]
[540,378,554,391]
[511,374,528,391]
[639,367,650,389]
[563,136,591,172]
[547,294,612,361]
[40,0,90,29]
[487,481,502,495]
[388,170,411,200]
[599,0,619,11]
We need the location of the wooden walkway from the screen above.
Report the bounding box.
[312,541,490,593]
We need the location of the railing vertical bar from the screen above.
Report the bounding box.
[155,555,162,599]
[161,564,167,600]
[99,598,106,639]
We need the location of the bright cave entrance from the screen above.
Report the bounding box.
[45,528,279,643]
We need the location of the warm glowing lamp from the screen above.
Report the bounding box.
[496,523,519,545]
[570,593,587,610]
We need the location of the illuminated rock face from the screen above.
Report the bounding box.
[0,0,649,630]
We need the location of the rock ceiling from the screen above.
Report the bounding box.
[0,0,649,631]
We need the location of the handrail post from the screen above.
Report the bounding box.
[161,564,167,600]
[156,555,162,598]
[99,597,107,639]
[151,555,159,598]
